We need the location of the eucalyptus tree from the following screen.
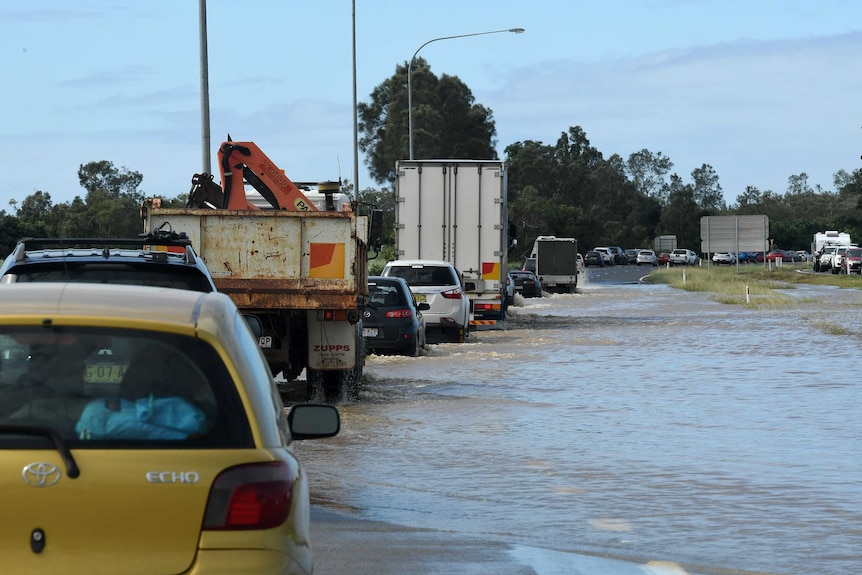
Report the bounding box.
[357,57,497,185]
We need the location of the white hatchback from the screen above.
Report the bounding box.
[381,260,470,343]
[636,249,658,266]
[712,251,737,265]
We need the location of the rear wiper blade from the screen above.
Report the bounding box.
[0,424,80,479]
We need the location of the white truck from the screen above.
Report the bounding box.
[394,159,510,328]
[142,140,381,402]
[522,236,579,294]
[654,235,678,254]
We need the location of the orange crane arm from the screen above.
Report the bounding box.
[218,140,319,211]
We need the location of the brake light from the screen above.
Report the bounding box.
[386,309,414,318]
[317,310,348,321]
[203,462,294,531]
[441,288,463,299]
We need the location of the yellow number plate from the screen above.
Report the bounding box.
[85,363,127,384]
[414,294,426,303]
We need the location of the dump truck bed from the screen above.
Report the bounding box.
[143,208,367,310]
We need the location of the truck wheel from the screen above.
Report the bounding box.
[306,369,341,403]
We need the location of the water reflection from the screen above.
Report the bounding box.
[298,282,862,575]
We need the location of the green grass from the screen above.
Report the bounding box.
[649,263,862,307]
[650,264,862,336]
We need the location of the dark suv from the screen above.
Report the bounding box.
[0,230,217,292]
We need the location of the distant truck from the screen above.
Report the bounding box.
[654,235,678,254]
[522,236,579,294]
[394,159,510,328]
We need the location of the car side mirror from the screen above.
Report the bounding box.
[287,404,340,439]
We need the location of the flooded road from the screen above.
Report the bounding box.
[295,273,862,575]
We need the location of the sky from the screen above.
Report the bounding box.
[3,0,862,212]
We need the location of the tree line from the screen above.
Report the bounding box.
[4,59,862,260]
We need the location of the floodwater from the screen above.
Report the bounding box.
[295,274,862,575]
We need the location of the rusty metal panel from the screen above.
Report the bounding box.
[145,208,366,310]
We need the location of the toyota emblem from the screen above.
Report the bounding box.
[22,463,61,487]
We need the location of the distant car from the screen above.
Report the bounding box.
[584,250,606,267]
[381,259,470,343]
[840,247,862,274]
[636,249,658,266]
[364,276,429,356]
[607,246,628,265]
[814,245,837,272]
[766,250,784,262]
[797,250,813,262]
[510,270,543,298]
[592,247,615,266]
[576,253,585,274]
[658,252,671,265]
[669,249,699,266]
[712,251,737,265]
[624,249,640,264]
[830,246,850,273]
[829,246,850,274]
[0,282,340,575]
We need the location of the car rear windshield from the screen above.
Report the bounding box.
[386,265,456,286]
[4,262,215,292]
[368,282,407,306]
[0,327,252,449]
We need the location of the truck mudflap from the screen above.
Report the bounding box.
[306,314,357,371]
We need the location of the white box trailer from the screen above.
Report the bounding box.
[394,160,509,327]
[812,230,851,254]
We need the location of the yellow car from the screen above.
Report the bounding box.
[0,283,339,575]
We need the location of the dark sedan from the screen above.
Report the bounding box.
[364,276,429,356]
[584,250,605,267]
[510,270,543,298]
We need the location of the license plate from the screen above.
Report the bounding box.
[84,363,127,384]
[413,294,426,303]
[362,328,379,337]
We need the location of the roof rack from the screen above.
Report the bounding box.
[12,233,197,265]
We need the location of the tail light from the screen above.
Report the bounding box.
[203,462,294,531]
[386,309,413,318]
[317,310,348,321]
[441,288,463,300]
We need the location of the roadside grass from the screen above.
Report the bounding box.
[650,263,862,337]
[650,265,795,308]
[651,264,862,306]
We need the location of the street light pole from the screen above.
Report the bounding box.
[407,27,524,160]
